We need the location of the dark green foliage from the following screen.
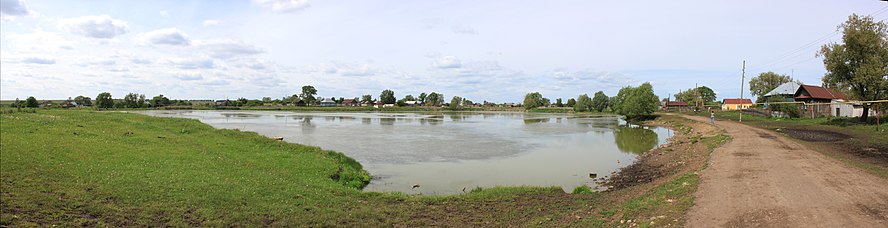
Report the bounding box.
[573,94,593,112]
[591,91,609,112]
[25,96,38,108]
[523,92,545,110]
[96,92,114,109]
[380,89,396,104]
[819,14,888,121]
[613,83,659,120]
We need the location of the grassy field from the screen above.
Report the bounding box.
[0,109,727,226]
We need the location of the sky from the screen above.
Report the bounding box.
[1,0,886,102]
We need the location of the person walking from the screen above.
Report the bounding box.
[710,110,715,124]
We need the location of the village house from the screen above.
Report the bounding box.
[661,101,689,111]
[319,98,336,107]
[341,99,357,106]
[792,84,860,117]
[762,81,802,102]
[721,98,752,110]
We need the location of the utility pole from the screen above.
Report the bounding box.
[696,83,700,112]
[740,60,746,122]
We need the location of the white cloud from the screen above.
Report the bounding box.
[140,28,190,46]
[194,39,265,59]
[202,19,221,27]
[167,57,214,69]
[21,57,56,64]
[58,15,128,39]
[451,25,478,35]
[131,58,152,64]
[0,0,30,20]
[174,72,203,81]
[6,31,72,52]
[432,56,462,69]
[309,62,376,77]
[159,10,169,17]
[253,0,310,13]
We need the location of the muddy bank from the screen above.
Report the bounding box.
[605,115,725,190]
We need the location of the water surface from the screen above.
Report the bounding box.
[138,110,671,194]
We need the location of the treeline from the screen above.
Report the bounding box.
[6,85,499,110]
[523,82,659,120]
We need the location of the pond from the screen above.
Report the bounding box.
[138,110,672,195]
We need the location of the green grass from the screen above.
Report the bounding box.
[1,109,728,226]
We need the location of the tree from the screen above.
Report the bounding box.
[749,72,793,102]
[449,96,462,109]
[523,92,545,110]
[25,96,38,108]
[574,94,593,112]
[674,86,718,107]
[152,94,171,107]
[591,91,609,112]
[819,14,888,121]
[96,92,114,109]
[614,83,659,120]
[555,98,563,107]
[566,98,576,107]
[300,85,318,106]
[361,94,373,104]
[418,93,427,103]
[404,95,416,101]
[123,93,141,108]
[426,92,441,106]
[380,89,396,104]
[138,94,147,108]
[74,95,93,106]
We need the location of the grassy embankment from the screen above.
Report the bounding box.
[1,109,727,226]
[683,110,888,179]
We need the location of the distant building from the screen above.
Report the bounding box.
[793,85,856,117]
[762,81,802,102]
[320,98,336,107]
[661,101,689,111]
[341,99,357,106]
[403,100,419,106]
[721,98,753,110]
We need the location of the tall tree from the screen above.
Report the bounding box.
[555,98,563,107]
[361,94,373,104]
[380,89,396,104]
[300,85,318,106]
[96,92,114,109]
[25,96,38,108]
[591,91,609,112]
[123,93,141,108]
[152,94,171,107]
[74,95,93,106]
[566,98,576,107]
[523,92,545,110]
[404,95,416,101]
[574,94,593,112]
[819,14,888,121]
[613,83,659,120]
[418,92,427,103]
[674,86,719,104]
[449,96,462,109]
[426,92,441,106]
[749,72,793,102]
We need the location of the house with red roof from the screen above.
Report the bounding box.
[793,85,858,117]
[721,98,753,110]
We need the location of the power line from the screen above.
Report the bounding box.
[747,5,888,73]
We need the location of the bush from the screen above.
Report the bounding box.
[572,185,594,194]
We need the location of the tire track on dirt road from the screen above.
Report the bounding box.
[682,115,888,227]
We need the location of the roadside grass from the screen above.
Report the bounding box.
[1,109,725,226]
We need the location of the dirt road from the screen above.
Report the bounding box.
[683,115,888,227]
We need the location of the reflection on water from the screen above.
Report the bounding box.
[137,110,671,195]
[614,125,660,154]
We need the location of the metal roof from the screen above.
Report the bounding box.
[763,81,802,97]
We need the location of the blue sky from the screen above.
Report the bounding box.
[1,0,885,102]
